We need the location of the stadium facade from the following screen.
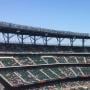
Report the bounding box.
[0,22,90,90]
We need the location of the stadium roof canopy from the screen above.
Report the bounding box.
[0,21,90,39]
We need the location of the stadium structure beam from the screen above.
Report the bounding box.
[0,32,89,46]
[1,52,90,56]
[0,63,90,71]
[0,22,90,46]
[0,21,90,39]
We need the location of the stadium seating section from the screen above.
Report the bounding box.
[0,54,90,90]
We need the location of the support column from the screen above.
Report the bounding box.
[21,35,24,44]
[70,38,74,47]
[7,33,9,44]
[45,36,47,45]
[58,38,61,46]
[82,39,85,47]
[2,33,6,43]
[34,36,36,45]
[57,38,64,46]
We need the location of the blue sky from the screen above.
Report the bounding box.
[0,0,90,33]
